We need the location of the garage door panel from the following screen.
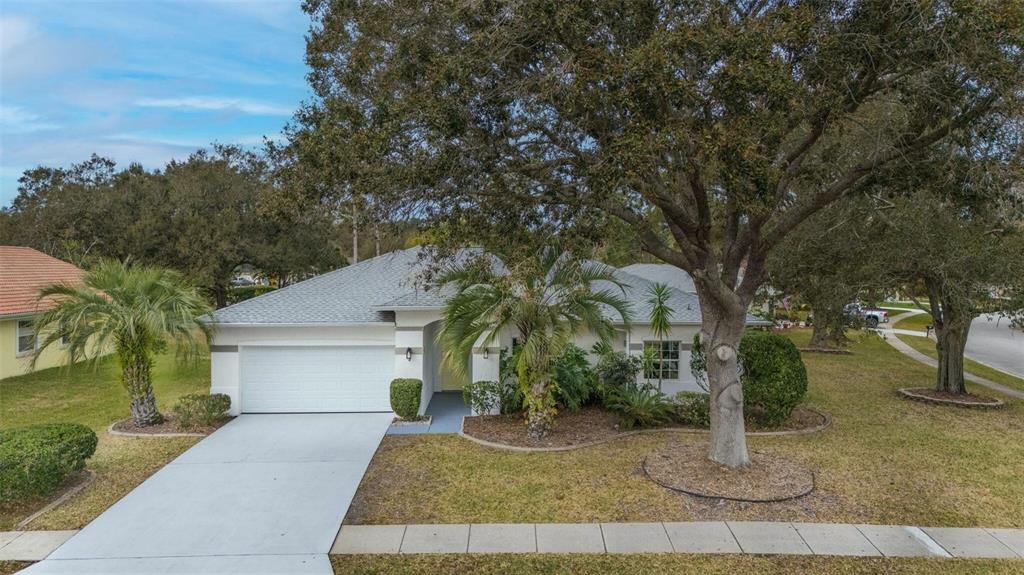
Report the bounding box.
[240,346,393,413]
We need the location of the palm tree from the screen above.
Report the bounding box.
[32,260,212,426]
[646,282,674,391]
[438,249,632,439]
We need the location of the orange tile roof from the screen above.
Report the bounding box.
[0,246,85,318]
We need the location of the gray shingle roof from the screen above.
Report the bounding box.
[619,263,696,293]
[209,247,766,326]
[209,247,433,324]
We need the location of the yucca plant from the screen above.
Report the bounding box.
[32,260,212,426]
[646,282,674,392]
[438,248,633,439]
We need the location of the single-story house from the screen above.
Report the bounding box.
[0,246,88,379]
[206,247,767,415]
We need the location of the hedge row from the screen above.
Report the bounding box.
[0,423,98,503]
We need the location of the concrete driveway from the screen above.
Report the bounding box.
[24,413,392,574]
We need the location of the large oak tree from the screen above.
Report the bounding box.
[298,0,1024,467]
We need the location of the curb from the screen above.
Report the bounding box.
[897,388,1005,410]
[457,407,832,453]
[107,421,206,438]
[391,415,432,427]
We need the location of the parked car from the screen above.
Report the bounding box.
[230,276,254,287]
[843,303,889,328]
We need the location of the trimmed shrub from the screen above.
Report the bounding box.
[672,391,710,427]
[593,349,643,394]
[688,330,809,427]
[605,385,674,430]
[390,378,422,419]
[553,345,599,411]
[738,331,809,426]
[0,423,98,503]
[463,380,501,414]
[174,394,231,429]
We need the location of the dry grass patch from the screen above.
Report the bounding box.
[331,555,1024,575]
[347,331,1024,528]
[0,434,197,530]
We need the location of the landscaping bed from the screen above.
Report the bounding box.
[643,442,814,502]
[347,332,1024,528]
[898,388,1004,409]
[460,406,829,449]
[109,413,232,436]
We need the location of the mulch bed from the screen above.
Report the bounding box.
[898,387,1004,409]
[798,347,854,355]
[643,442,815,502]
[110,413,233,435]
[461,406,829,449]
[462,407,622,448]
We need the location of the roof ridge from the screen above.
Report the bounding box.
[208,247,422,318]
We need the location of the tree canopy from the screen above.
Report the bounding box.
[297,0,1024,467]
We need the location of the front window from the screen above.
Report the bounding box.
[644,340,680,380]
[16,320,36,355]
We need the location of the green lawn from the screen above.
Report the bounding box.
[331,555,1024,575]
[348,330,1024,529]
[893,312,933,332]
[880,302,932,312]
[896,334,1024,393]
[0,352,209,530]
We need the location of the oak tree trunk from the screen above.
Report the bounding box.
[926,278,972,395]
[809,301,847,349]
[696,290,751,469]
[934,315,970,395]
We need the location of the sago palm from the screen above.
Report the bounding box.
[438,249,633,439]
[32,260,212,426]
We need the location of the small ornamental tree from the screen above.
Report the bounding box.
[32,261,211,426]
[299,0,1024,467]
[438,250,632,439]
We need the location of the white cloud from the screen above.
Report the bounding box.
[135,96,293,116]
[0,105,58,133]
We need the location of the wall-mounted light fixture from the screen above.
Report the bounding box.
[482,348,489,359]
[405,347,413,361]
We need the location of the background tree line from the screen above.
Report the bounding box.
[0,144,417,307]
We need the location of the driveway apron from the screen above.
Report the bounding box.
[24,413,392,574]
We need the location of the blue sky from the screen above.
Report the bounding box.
[0,0,311,206]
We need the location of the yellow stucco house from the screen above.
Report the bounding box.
[0,246,91,380]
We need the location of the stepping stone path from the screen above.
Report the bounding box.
[332,522,1024,559]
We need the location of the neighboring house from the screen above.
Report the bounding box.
[206,247,768,416]
[0,247,86,380]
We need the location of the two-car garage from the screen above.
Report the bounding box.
[238,345,394,413]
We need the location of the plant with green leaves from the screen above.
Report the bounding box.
[32,260,212,426]
[438,249,632,439]
[299,0,1024,469]
[605,385,674,430]
[645,282,674,391]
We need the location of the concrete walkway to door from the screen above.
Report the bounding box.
[20,413,393,574]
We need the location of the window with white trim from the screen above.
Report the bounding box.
[644,340,680,380]
[16,320,36,355]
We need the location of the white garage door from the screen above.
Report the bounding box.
[240,346,393,413]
